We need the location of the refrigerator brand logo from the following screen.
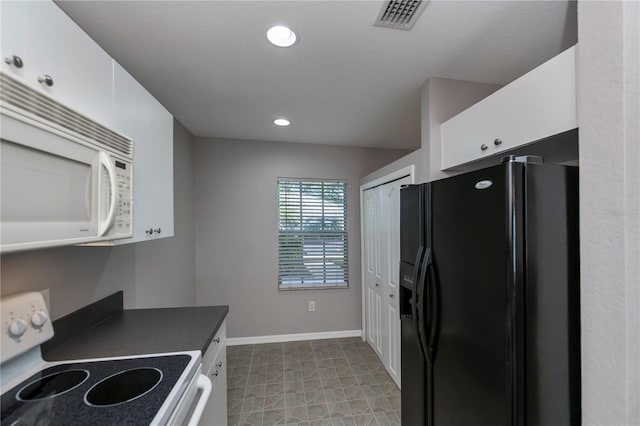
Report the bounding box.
[475,180,493,190]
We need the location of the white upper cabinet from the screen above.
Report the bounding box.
[1,1,115,127]
[113,63,174,243]
[441,46,577,170]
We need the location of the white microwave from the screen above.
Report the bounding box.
[0,71,134,253]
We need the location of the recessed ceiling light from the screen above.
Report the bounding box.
[267,25,297,47]
[274,118,290,126]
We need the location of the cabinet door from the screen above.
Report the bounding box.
[113,63,174,243]
[204,345,228,426]
[1,1,115,126]
[441,46,577,170]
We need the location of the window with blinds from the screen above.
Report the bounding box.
[278,179,348,289]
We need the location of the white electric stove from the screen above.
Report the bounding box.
[0,292,211,426]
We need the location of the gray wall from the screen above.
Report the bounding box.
[361,77,500,187]
[578,1,640,424]
[194,137,409,338]
[0,120,197,319]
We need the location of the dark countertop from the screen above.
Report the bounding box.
[42,293,228,361]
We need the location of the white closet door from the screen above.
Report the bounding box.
[382,176,411,387]
[375,186,387,359]
[363,175,410,388]
[364,188,379,349]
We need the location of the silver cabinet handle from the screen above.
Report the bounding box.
[213,370,219,377]
[4,55,23,68]
[480,144,488,151]
[494,138,502,146]
[145,228,154,235]
[37,75,54,87]
[153,228,161,234]
[214,337,220,343]
[216,361,223,368]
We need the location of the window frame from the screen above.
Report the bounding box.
[277,177,349,291]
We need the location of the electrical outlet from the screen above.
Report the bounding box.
[308,301,316,312]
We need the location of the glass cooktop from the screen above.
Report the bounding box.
[1,354,190,426]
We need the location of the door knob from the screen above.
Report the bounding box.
[494,138,502,146]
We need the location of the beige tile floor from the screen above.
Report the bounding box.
[226,337,401,426]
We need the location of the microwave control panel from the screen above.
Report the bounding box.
[113,159,132,236]
[101,158,132,238]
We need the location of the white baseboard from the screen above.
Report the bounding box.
[227,329,363,346]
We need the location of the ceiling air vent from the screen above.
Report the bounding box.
[374,0,428,31]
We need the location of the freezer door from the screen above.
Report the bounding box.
[430,164,512,426]
[400,185,424,265]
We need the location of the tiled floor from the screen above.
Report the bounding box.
[226,337,401,426]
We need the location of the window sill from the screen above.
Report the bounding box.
[278,284,349,291]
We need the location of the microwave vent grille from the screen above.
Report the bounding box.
[0,72,133,158]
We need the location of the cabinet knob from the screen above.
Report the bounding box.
[375,283,379,287]
[213,370,219,377]
[480,144,488,151]
[4,55,23,69]
[145,228,154,235]
[214,337,221,343]
[153,228,161,234]
[37,75,54,87]
[216,361,223,368]
[494,138,502,146]
[389,294,394,298]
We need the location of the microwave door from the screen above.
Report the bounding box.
[0,113,104,252]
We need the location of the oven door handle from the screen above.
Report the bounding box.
[186,374,212,426]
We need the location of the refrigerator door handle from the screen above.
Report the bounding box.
[410,246,425,322]
[427,257,440,360]
[418,248,432,364]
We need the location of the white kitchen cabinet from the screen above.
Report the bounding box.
[113,63,174,243]
[440,46,577,170]
[201,321,227,426]
[363,175,410,388]
[1,1,115,127]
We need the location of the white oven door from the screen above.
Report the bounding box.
[165,371,212,426]
[0,109,117,252]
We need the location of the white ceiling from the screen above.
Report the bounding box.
[57,1,576,150]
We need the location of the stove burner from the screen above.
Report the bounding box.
[84,368,163,407]
[16,370,89,402]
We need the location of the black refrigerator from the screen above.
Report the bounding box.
[399,156,581,426]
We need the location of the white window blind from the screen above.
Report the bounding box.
[278,179,348,289]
